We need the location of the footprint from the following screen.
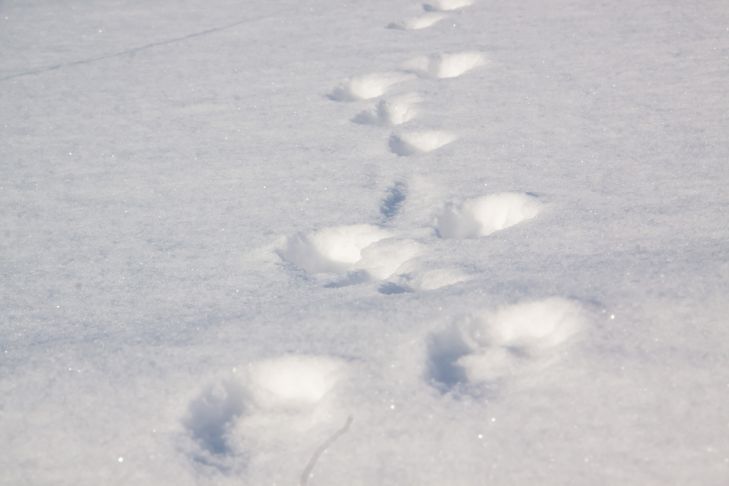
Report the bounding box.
[387,12,448,30]
[435,192,543,238]
[279,224,423,282]
[280,224,391,274]
[423,0,474,11]
[329,72,413,101]
[402,51,485,79]
[426,298,585,392]
[184,355,348,470]
[389,130,457,156]
[352,93,423,126]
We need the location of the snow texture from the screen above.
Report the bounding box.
[435,192,543,238]
[2,0,729,484]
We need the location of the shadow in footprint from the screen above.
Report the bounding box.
[380,181,407,222]
[426,326,471,392]
[184,380,247,468]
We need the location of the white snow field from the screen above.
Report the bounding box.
[1,0,729,484]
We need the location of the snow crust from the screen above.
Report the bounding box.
[2,0,729,484]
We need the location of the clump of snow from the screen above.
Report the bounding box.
[435,192,543,238]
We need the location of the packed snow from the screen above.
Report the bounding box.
[2,0,729,485]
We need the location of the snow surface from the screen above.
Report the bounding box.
[2,0,729,484]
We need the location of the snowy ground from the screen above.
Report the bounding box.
[2,0,729,484]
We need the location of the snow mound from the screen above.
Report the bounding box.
[423,0,474,11]
[329,72,412,101]
[435,192,543,238]
[427,298,585,391]
[402,51,485,79]
[352,93,423,126]
[389,130,457,155]
[387,12,448,30]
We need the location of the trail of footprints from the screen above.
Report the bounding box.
[183,0,594,480]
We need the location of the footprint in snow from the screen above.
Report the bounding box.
[278,224,423,284]
[402,51,485,79]
[426,298,586,394]
[329,72,413,102]
[183,355,349,472]
[435,192,543,238]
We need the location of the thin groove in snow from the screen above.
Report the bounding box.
[300,415,353,486]
[0,15,272,82]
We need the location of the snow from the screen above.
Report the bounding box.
[435,192,543,238]
[402,51,486,79]
[352,92,423,126]
[387,12,449,32]
[329,72,414,102]
[427,297,586,390]
[2,0,729,484]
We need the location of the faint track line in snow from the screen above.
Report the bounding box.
[0,15,272,82]
[300,415,353,486]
